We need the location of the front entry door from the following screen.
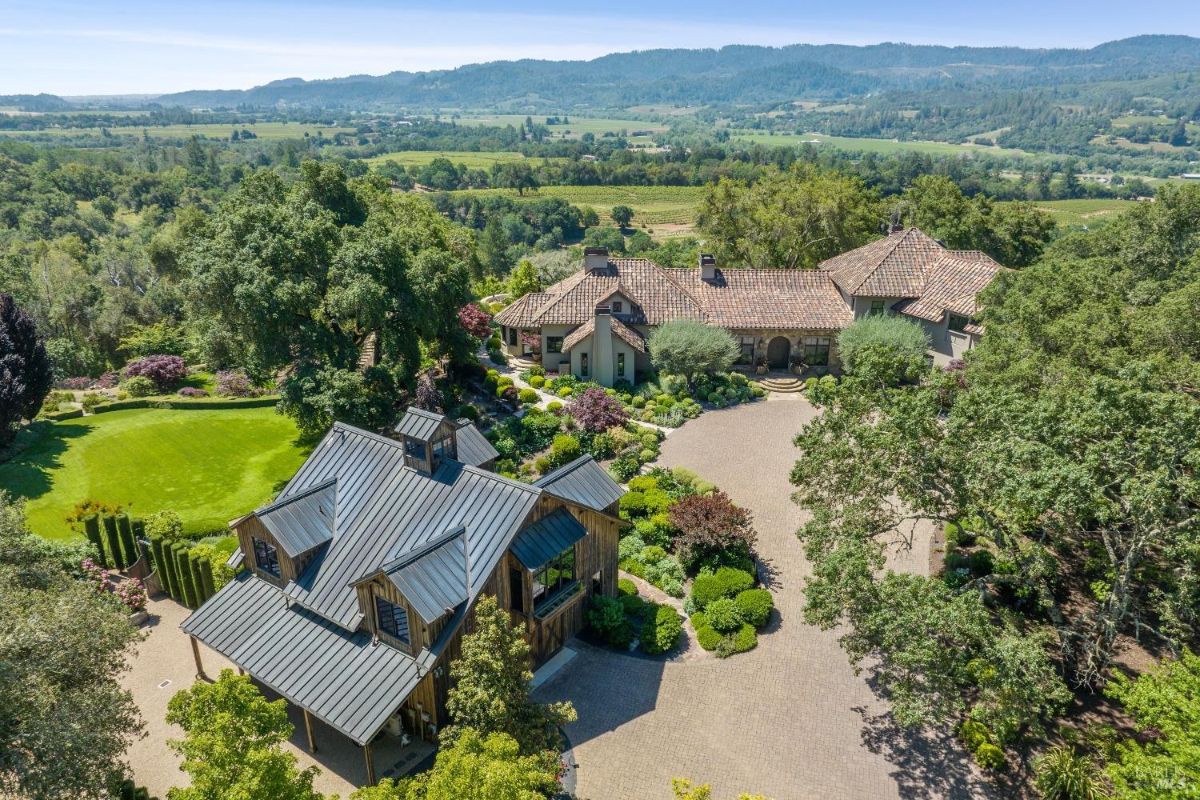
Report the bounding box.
[766,336,790,369]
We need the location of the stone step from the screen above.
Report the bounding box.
[759,378,805,394]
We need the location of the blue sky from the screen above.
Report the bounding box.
[3,0,1198,96]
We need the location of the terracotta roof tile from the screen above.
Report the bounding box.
[664,268,852,330]
[891,253,1004,323]
[561,317,647,353]
[819,228,946,297]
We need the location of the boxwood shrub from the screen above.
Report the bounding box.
[518,388,539,404]
[640,603,682,655]
[703,597,742,633]
[734,588,774,628]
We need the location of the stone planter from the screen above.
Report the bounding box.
[755,365,768,375]
[128,610,149,626]
[790,364,805,375]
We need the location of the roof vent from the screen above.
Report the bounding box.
[583,247,609,273]
[699,253,716,282]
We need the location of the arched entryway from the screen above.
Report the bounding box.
[766,336,790,369]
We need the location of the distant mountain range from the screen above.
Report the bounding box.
[10,35,1200,112]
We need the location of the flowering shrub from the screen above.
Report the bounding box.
[123,354,187,391]
[569,387,629,433]
[58,376,94,390]
[82,558,148,613]
[520,332,542,354]
[95,371,119,389]
[457,303,493,340]
[177,387,209,398]
[214,369,259,397]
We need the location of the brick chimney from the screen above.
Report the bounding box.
[699,253,717,282]
[584,247,609,273]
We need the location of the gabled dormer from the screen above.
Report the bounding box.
[395,408,458,475]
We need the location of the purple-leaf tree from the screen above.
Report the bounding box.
[414,371,443,411]
[457,303,493,340]
[569,387,629,433]
[123,354,188,391]
[0,292,53,444]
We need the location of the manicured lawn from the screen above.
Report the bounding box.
[0,407,313,540]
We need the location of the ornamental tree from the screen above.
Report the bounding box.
[457,303,493,340]
[507,260,543,300]
[0,293,53,445]
[444,595,576,755]
[667,490,756,569]
[647,320,739,390]
[166,669,325,800]
[568,387,628,433]
[352,729,560,800]
[123,354,188,391]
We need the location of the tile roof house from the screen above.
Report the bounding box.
[180,408,623,784]
[494,230,1004,382]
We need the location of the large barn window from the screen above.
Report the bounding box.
[375,596,411,645]
[252,536,280,578]
[738,336,755,364]
[532,546,576,613]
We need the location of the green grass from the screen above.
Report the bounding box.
[452,185,706,226]
[0,407,313,540]
[364,150,534,169]
[0,122,355,140]
[730,130,1029,158]
[1002,198,1138,228]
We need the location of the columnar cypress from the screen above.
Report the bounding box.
[83,514,105,567]
[117,514,137,567]
[102,515,124,569]
[188,549,207,603]
[198,556,215,601]
[131,518,147,563]
[149,534,172,597]
[176,542,197,607]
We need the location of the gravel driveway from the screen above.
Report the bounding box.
[534,393,996,800]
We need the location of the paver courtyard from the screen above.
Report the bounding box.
[535,394,995,800]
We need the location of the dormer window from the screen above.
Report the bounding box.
[404,436,430,473]
[252,536,280,578]
[431,433,453,472]
[396,408,461,475]
[611,300,623,313]
[375,595,410,645]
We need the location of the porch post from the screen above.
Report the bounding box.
[189,635,208,681]
[363,741,376,786]
[302,708,317,753]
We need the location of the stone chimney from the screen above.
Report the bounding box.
[593,303,614,386]
[584,247,609,273]
[699,253,717,282]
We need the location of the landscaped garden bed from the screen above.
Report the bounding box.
[589,465,775,658]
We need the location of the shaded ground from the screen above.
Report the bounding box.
[535,393,998,800]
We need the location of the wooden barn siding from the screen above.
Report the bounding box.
[233,517,303,586]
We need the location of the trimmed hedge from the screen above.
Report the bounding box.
[42,408,84,421]
[102,515,124,569]
[690,566,755,609]
[84,515,106,567]
[91,396,279,414]
[117,514,137,567]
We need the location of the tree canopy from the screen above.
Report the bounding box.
[789,185,1200,768]
[443,595,576,754]
[835,314,931,388]
[0,493,142,800]
[182,162,475,434]
[165,669,325,800]
[698,164,882,269]
[647,320,739,388]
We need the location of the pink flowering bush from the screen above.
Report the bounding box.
[457,303,493,340]
[58,376,94,390]
[123,354,187,391]
[569,387,630,433]
[214,369,260,397]
[82,557,148,613]
[94,371,119,389]
[177,387,209,398]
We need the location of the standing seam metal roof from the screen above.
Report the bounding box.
[454,421,499,467]
[180,573,425,746]
[533,456,626,512]
[280,424,541,631]
[255,479,337,558]
[394,407,448,441]
[382,528,469,624]
[510,508,589,569]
